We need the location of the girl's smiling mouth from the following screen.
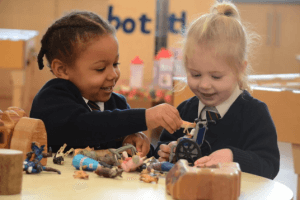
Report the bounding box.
[100,86,114,92]
[201,93,215,98]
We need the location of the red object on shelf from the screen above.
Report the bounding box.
[157,47,173,58]
[131,56,144,64]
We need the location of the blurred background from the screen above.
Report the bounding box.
[0,0,299,198]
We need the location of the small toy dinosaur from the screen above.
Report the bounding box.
[139,173,159,184]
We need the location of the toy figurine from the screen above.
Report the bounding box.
[147,161,175,172]
[23,142,60,174]
[94,166,123,178]
[53,143,74,165]
[73,165,89,179]
[75,144,139,167]
[73,146,94,156]
[139,173,159,184]
[121,155,146,172]
[168,118,214,165]
[77,149,120,166]
[72,154,102,171]
[181,120,197,136]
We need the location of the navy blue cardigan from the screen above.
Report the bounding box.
[30,78,152,153]
[155,91,280,179]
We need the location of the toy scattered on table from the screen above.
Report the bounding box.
[72,154,102,171]
[74,144,142,168]
[73,165,89,179]
[166,159,241,200]
[77,148,118,166]
[23,142,60,174]
[147,161,175,172]
[94,166,123,178]
[109,144,137,161]
[53,143,74,165]
[0,106,49,166]
[73,146,94,156]
[120,153,146,172]
[169,118,211,165]
[139,173,159,184]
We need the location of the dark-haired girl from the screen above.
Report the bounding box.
[30,11,182,157]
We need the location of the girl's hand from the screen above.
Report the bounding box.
[122,132,150,157]
[194,149,233,167]
[157,141,177,162]
[146,103,182,134]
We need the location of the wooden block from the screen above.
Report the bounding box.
[0,110,21,149]
[0,149,23,195]
[7,107,27,118]
[166,160,241,200]
[10,117,48,166]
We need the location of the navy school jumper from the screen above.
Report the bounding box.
[30,78,155,156]
[154,91,280,179]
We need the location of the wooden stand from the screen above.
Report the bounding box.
[0,107,48,166]
[166,160,241,200]
[0,149,23,195]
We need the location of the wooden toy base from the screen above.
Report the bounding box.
[166,160,241,200]
[0,107,48,165]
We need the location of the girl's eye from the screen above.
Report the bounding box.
[113,62,120,67]
[96,67,105,72]
[212,76,222,79]
[192,74,201,77]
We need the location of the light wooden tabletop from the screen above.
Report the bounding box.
[0,156,293,200]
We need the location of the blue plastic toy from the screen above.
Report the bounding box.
[23,142,60,174]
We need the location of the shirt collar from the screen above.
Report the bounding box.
[82,97,104,111]
[198,85,242,119]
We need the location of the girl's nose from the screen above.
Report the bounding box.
[107,66,119,80]
[198,77,211,89]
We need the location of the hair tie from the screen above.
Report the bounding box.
[37,48,47,70]
[224,11,232,17]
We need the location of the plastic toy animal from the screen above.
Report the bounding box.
[76,144,139,167]
[139,173,159,184]
[94,166,123,178]
[181,120,196,136]
[23,142,60,174]
[73,166,89,179]
[53,143,74,165]
[77,149,120,166]
[73,146,94,156]
[147,161,175,172]
[120,155,146,172]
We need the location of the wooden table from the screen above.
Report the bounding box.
[0,156,293,200]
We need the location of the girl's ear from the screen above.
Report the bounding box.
[241,60,247,73]
[51,59,70,80]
